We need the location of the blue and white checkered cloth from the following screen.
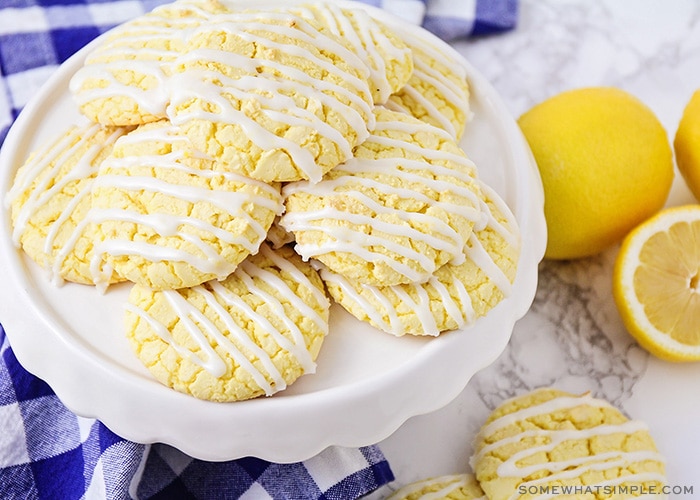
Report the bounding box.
[0,0,517,498]
[1,325,394,499]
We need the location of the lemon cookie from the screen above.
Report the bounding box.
[7,122,130,285]
[90,120,282,290]
[69,0,228,126]
[166,8,374,183]
[386,27,470,140]
[289,3,413,104]
[281,107,483,287]
[471,388,667,500]
[125,243,330,402]
[386,473,486,500]
[320,183,519,336]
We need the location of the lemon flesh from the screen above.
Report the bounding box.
[519,87,674,260]
[614,206,700,361]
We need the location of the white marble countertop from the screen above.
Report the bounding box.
[370,0,700,496]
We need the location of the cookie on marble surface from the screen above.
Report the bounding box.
[7,122,130,286]
[386,473,486,500]
[386,28,471,140]
[471,388,667,500]
[125,243,330,402]
[320,183,519,336]
[166,8,374,183]
[289,3,413,104]
[90,119,282,291]
[281,107,483,287]
[69,0,228,126]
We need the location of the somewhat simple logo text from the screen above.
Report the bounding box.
[518,484,693,496]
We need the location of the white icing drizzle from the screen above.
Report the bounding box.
[194,285,284,393]
[92,173,275,224]
[70,61,172,116]
[125,302,227,377]
[386,27,470,139]
[471,393,667,500]
[6,124,127,285]
[87,124,282,287]
[255,242,330,313]
[71,2,376,178]
[317,180,518,336]
[292,3,412,103]
[166,10,374,183]
[392,282,439,336]
[68,2,209,116]
[9,123,101,241]
[475,393,610,442]
[478,182,520,249]
[285,207,455,280]
[280,116,484,283]
[386,85,456,136]
[126,243,326,396]
[162,286,277,391]
[391,474,484,500]
[465,231,512,297]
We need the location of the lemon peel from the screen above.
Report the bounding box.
[518,87,674,260]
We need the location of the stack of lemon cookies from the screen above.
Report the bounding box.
[7,0,520,401]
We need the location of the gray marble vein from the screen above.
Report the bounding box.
[471,250,648,414]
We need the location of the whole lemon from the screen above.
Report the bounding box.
[518,87,674,260]
[674,90,700,201]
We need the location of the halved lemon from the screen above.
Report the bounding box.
[613,205,700,362]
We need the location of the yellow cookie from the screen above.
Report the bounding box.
[69,0,228,126]
[471,388,667,500]
[386,473,486,500]
[7,122,130,285]
[125,243,330,402]
[289,3,413,104]
[320,183,519,336]
[90,120,282,291]
[386,28,471,140]
[282,107,483,287]
[166,8,374,183]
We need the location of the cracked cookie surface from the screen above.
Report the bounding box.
[281,107,483,287]
[70,0,228,126]
[320,183,519,336]
[386,27,471,140]
[90,119,282,290]
[166,8,374,182]
[125,243,329,402]
[386,473,486,500]
[471,388,667,500]
[8,122,130,285]
[289,3,413,104]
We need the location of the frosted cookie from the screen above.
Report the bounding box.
[320,183,519,336]
[166,9,374,183]
[7,122,130,285]
[69,0,228,126]
[125,243,330,402]
[470,388,667,500]
[289,3,413,104]
[386,27,470,140]
[386,473,486,500]
[281,107,483,287]
[90,120,282,291]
